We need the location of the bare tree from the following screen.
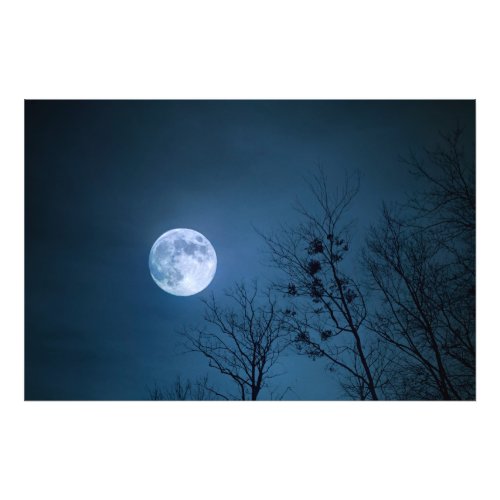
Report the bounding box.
[365,129,475,400]
[148,375,219,400]
[365,207,473,399]
[404,127,475,245]
[184,282,289,400]
[261,170,381,400]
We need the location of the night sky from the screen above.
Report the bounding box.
[25,100,475,400]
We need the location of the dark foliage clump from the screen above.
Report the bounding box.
[307,259,322,276]
[320,329,333,341]
[307,238,324,255]
[309,277,324,302]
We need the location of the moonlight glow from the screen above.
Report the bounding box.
[149,228,217,296]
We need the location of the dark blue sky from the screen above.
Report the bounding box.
[25,100,475,400]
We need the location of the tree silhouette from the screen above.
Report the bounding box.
[148,375,219,400]
[261,170,382,400]
[365,129,475,399]
[184,282,289,400]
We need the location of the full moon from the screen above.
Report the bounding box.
[149,228,217,296]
